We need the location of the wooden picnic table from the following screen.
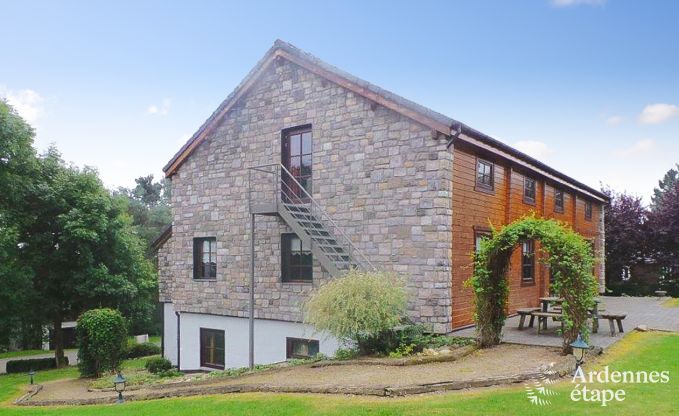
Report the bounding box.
[538,297,600,333]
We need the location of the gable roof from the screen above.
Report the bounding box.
[163,40,608,203]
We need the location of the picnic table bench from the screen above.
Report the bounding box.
[532,311,564,334]
[600,313,627,336]
[517,307,541,330]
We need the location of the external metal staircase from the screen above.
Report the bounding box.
[248,163,374,277]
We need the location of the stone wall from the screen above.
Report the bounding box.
[159,56,454,333]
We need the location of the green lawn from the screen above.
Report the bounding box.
[1,332,677,415]
[0,350,51,360]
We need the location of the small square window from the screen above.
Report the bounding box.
[475,159,494,191]
[554,188,564,213]
[585,200,593,221]
[193,237,217,279]
[524,177,536,204]
[286,337,319,359]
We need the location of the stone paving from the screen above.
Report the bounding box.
[453,296,679,349]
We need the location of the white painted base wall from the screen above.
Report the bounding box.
[162,303,341,371]
[163,303,179,366]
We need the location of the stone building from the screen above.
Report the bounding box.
[155,40,608,370]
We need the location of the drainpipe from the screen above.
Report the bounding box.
[175,311,181,370]
[447,124,462,149]
[249,213,255,370]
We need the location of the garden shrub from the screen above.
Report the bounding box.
[5,356,69,373]
[125,342,161,358]
[333,347,359,361]
[145,356,173,374]
[469,216,598,353]
[304,270,408,354]
[76,308,128,377]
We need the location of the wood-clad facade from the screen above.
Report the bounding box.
[451,140,604,328]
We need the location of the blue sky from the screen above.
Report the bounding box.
[1,0,677,201]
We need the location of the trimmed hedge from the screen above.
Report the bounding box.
[125,342,160,358]
[6,356,69,374]
[77,308,128,377]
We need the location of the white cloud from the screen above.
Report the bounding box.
[513,140,554,159]
[638,103,679,124]
[605,115,623,126]
[0,86,45,123]
[147,98,171,116]
[551,0,606,6]
[615,139,656,158]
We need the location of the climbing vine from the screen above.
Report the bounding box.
[468,216,599,353]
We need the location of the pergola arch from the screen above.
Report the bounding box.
[469,216,599,353]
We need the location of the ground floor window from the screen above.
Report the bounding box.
[200,328,225,369]
[286,337,319,359]
[521,240,535,284]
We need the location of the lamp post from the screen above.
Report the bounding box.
[569,333,589,372]
[28,370,35,385]
[113,372,127,404]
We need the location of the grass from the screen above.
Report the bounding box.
[0,332,677,415]
[663,298,679,308]
[0,350,51,360]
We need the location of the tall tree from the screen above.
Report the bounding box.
[21,148,156,365]
[114,175,171,257]
[0,100,40,349]
[648,178,679,295]
[651,164,679,208]
[601,186,649,289]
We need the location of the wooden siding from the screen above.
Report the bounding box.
[451,142,602,328]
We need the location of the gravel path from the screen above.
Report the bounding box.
[28,344,568,404]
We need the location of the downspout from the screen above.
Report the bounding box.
[175,311,181,370]
[447,123,462,149]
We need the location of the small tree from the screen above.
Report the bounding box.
[304,270,408,353]
[77,308,128,377]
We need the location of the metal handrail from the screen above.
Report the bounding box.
[247,163,375,271]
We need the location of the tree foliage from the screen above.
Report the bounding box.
[76,308,128,377]
[468,216,598,353]
[0,100,156,358]
[601,186,649,291]
[304,270,408,352]
[114,175,171,258]
[648,175,679,296]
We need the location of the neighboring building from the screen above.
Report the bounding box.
[155,40,608,370]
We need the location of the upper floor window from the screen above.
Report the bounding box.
[585,200,593,221]
[281,233,312,282]
[521,240,535,284]
[554,188,565,213]
[524,177,537,204]
[193,237,217,279]
[286,337,319,359]
[475,159,494,191]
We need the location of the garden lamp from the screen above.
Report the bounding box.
[28,370,35,385]
[113,372,127,404]
[569,333,589,372]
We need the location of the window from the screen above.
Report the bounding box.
[286,337,319,359]
[193,237,217,279]
[474,230,492,253]
[281,233,312,282]
[524,177,536,204]
[475,159,494,191]
[554,188,564,213]
[521,240,535,284]
[585,200,593,221]
[200,328,225,369]
[282,126,312,202]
